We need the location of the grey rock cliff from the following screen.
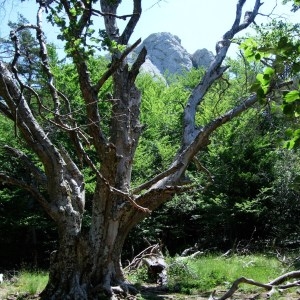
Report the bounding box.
[191,48,214,69]
[137,32,193,76]
[132,32,214,79]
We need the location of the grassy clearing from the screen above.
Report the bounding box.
[167,254,285,294]
[0,270,48,299]
[128,253,291,295]
[0,254,294,298]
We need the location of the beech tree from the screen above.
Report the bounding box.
[0,0,285,298]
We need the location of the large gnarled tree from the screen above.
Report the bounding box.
[0,0,273,298]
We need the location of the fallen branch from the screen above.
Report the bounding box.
[268,270,300,285]
[124,243,167,285]
[124,244,161,272]
[209,270,300,300]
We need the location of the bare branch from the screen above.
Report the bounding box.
[91,8,138,20]
[192,157,214,192]
[59,147,83,180]
[10,20,62,122]
[94,38,142,93]
[0,97,13,119]
[67,127,150,213]
[36,6,61,117]
[129,46,147,83]
[268,270,300,285]
[1,34,83,151]
[183,0,263,147]
[153,93,258,191]
[100,0,120,40]
[120,192,151,213]
[132,163,184,195]
[144,0,166,12]
[209,277,272,300]
[135,183,198,214]
[119,0,142,45]
[210,271,300,300]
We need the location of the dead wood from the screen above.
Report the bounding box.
[209,270,300,300]
[124,243,168,285]
[181,243,200,256]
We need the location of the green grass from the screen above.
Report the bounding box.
[0,254,293,298]
[168,254,285,294]
[127,253,291,295]
[0,270,48,298]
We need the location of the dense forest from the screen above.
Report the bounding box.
[0,0,300,299]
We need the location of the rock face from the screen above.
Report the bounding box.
[191,48,214,69]
[136,32,192,76]
[135,32,214,79]
[139,57,163,78]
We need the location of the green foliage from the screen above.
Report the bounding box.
[1,255,290,298]
[0,15,46,93]
[126,265,149,285]
[17,270,48,295]
[126,56,300,256]
[283,0,300,12]
[240,20,300,147]
[132,73,191,184]
[240,21,300,64]
[240,38,263,62]
[46,1,125,58]
[252,67,275,99]
[0,116,16,146]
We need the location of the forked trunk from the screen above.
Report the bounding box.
[41,239,127,299]
[41,191,139,300]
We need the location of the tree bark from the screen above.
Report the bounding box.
[41,190,145,299]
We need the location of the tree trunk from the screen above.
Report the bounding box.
[41,234,129,299]
[40,183,145,300]
[41,234,90,299]
[40,221,139,299]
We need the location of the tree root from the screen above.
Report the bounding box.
[92,281,138,300]
[209,270,300,300]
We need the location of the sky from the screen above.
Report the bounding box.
[0,0,298,57]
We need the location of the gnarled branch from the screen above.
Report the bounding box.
[210,270,300,300]
[183,0,263,147]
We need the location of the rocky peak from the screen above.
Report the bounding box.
[135,32,214,79]
[191,48,214,69]
[136,32,192,76]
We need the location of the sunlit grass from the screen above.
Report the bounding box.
[128,253,290,295]
[17,270,48,295]
[173,254,284,294]
[0,270,48,298]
